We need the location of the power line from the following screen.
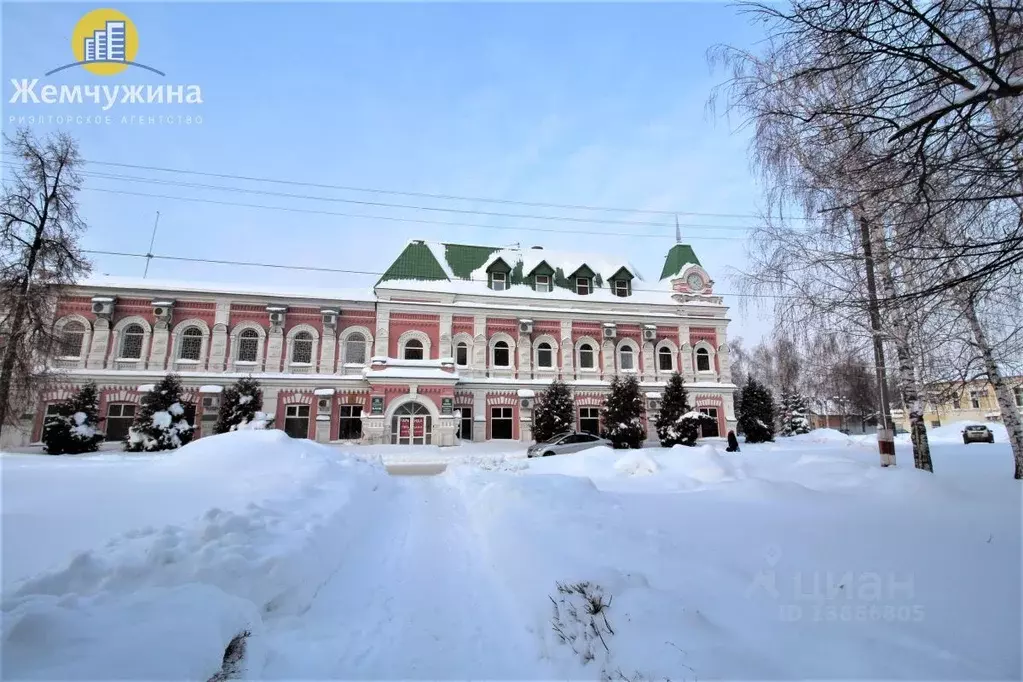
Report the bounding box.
[74,169,764,230]
[80,187,751,242]
[82,248,799,299]
[80,158,800,221]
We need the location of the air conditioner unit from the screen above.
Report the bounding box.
[91,297,115,318]
[518,319,533,334]
[520,398,532,409]
[643,327,657,341]
[268,311,285,325]
[152,301,174,322]
[321,309,339,330]
[317,398,331,413]
[202,396,220,410]
[602,325,617,339]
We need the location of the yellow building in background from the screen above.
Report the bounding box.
[892,376,1023,430]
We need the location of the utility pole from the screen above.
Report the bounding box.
[143,211,160,279]
[858,214,896,466]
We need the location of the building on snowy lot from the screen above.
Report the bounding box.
[890,376,1023,431]
[3,240,736,449]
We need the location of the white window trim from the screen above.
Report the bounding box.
[612,280,630,297]
[576,338,599,372]
[576,277,590,296]
[535,275,551,293]
[492,341,512,367]
[231,325,266,369]
[455,341,470,366]
[534,340,556,369]
[491,272,507,291]
[397,330,432,361]
[617,341,639,373]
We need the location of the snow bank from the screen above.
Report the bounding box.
[613,449,660,476]
[921,420,1009,443]
[786,427,858,444]
[2,431,397,681]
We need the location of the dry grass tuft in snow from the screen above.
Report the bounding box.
[207,630,250,682]
[550,581,615,664]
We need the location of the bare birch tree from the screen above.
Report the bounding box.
[0,129,91,440]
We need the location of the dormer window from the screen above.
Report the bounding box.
[535,275,551,293]
[491,272,507,291]
[576,277,590,295]
[611,280,630,297]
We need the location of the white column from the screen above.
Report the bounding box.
[560,319,573,380]
[319,330,336,374]
[439,312,453,359]
[208,300,230,372]
[149,322,170,371]
[265,328,284,373]
[374,306,390,358]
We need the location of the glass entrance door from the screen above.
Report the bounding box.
[391,402,432,445]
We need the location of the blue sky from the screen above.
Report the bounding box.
[2,2,772,341]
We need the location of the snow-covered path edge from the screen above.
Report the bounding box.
[1,433,399,681]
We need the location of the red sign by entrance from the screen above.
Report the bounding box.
[413,416,425,438]
[399,417,410,438]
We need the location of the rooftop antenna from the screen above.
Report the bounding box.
[675,215,681,244]
[143,210,160,278]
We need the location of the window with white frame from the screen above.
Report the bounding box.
[58,321,86,357]
[179,326,202,361]
[237,329,259,362]
[455,341,469,366]
[952,396,961,409]
[491,272,507,291]
[120,324,144,359]
[291,331,313,364]
[579,342,595,369]
[695,347,711,372]
[619,345,635,371]
[404,338,424,360]
[493,340,510,367]
[535,275,551,293]
[970,390,982,409]
[658,346,673,371]
[344,333,367,364]
[576,277,590,296]
[612,280,630,297]
[1015,386,1023,407]
[536,341,553,368]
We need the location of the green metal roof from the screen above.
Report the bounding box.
[443,244,500,279]
[659,244,701,280]
[377,241,449,283]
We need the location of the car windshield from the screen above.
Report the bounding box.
[545,433,570,444]
[967,426,986,431]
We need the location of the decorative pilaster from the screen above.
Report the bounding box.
[641,342,655,382]
[208,300,230,372]
[319,330,336,374]
[560,320,573,380]
[149,322,170,371]
[439,312,453,359]
[518,336,531,379]
[265,328,284,373]
[86,319,110,369]
[601,339,615,379]
[374,307,390,358]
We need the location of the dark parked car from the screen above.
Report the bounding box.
[962,424,995,444]
[526,431,611,457]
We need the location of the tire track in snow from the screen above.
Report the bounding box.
[259,476,550,679]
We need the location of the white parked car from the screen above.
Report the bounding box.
[527,431,611,457]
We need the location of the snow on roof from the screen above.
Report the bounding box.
[313,388,336,396]
[136,384,155,392]
[72,276,375,303]
[364,367,459,381]
[517,389,535,398]
[645,391,662,399]
[467,244,643,283]
[376,278,684,306]
[198,385,223,394]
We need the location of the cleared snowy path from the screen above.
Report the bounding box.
[260,476,549,679]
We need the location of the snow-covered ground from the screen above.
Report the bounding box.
[2,424,1019,680]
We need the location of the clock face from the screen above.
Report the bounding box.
[686,273,704,290]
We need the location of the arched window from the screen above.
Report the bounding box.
[658,346,673,371]
[344,333,367,364]
[179,326,203,360]
[455,341,469,366]
[237,329,259,362]
[404,338,424,360]
[696,347,711,372]
[579,342,595,369]
[292,331,313,364]
[120,324,144,359]
[536,342,553,368]
[58,321,85,357]
[619,345,635,371]
[493,340,510,367]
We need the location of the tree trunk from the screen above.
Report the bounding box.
[961,295,1023,479]
[0,299,29,439]
[872,220,933,472]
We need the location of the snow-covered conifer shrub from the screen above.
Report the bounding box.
[214,377,272,433]
[41,382,104,455]
[532,379,576,443]
[124,374,194,452]
[601,375,646,449]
